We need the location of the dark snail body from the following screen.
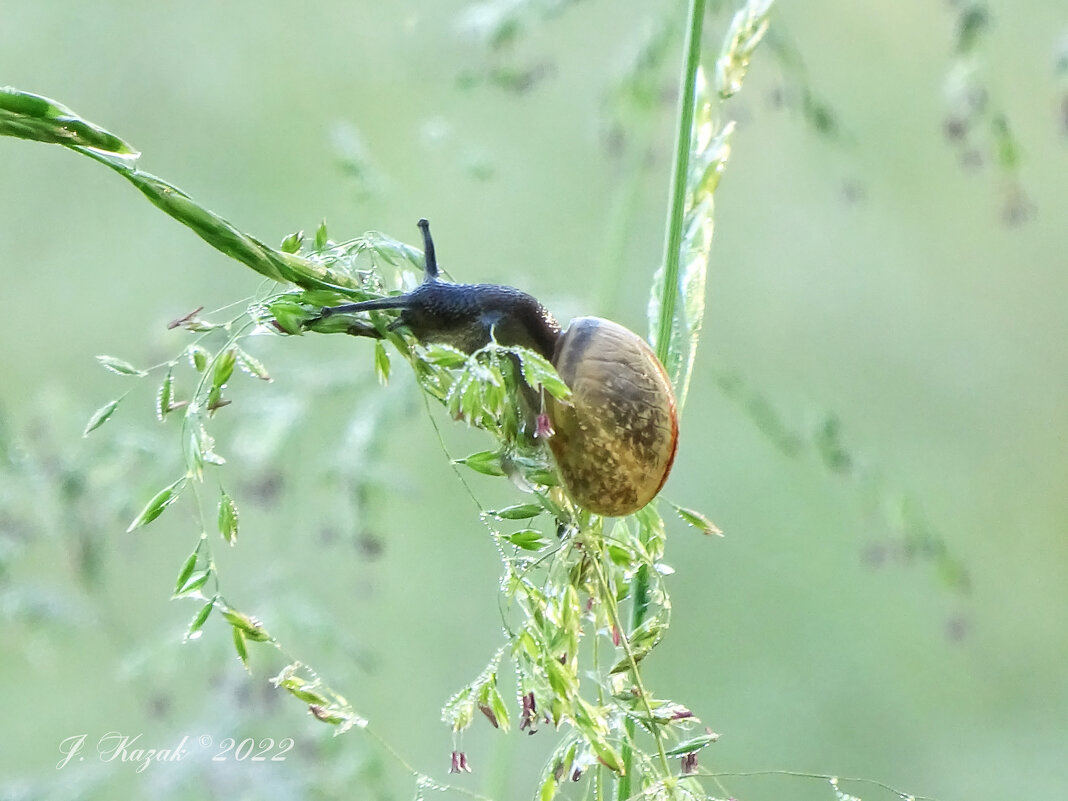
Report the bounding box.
[321,219,678,517]
[392,281,561,358]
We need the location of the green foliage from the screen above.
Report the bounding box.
[125,477,187,532]
[1,4,971,801]
[217,486,239,545]
[671,504,723,537]
[0,86,139,156]
[272,662,367,733]
[82,395,125,436]
[647,0,770,414]
[715,0,774,99]
[5,2,1043,798]
[0,0,768,793]
[95,354,147,377]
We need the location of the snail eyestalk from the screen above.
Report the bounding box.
[417,218,438,280]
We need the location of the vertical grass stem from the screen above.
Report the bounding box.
[619,4,707,797]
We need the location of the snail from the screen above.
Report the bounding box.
[319,219,678,517]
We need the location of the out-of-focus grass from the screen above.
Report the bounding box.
[1,2,1066,800]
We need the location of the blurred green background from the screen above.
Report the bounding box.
[2,1,1066,799]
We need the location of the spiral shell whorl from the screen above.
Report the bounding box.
[546,317,678,517]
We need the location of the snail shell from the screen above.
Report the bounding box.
[545,317,678,517]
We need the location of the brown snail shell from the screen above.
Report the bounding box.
[545,317,678,517]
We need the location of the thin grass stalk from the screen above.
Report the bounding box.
[653,0,707,369]
[618,3,707,797]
